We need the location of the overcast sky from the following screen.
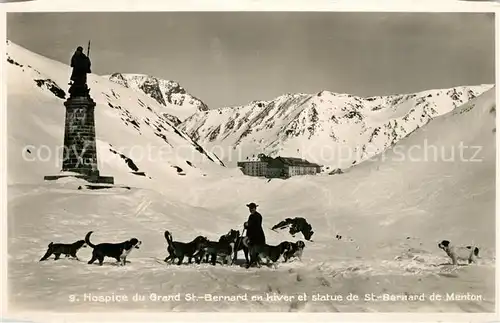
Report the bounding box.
[7,12,495,109]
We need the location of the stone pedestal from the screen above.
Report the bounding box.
[44,90,114,184]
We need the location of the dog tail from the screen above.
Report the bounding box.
[164,230,174,248]
[85,231,96,248]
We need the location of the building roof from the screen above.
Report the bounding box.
[275,156,322,167]
[239,155,322,168]
[242,154,274,162]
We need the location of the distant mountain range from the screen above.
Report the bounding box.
[179,84,493,169]
[7,39,494,177]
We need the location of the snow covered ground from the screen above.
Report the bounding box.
[5,42,496,314]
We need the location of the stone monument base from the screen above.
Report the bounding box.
[43,85,114,185]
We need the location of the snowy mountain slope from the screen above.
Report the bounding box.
[180,85,493,169]
[106,73,208,125]
[177,87,496,250]
[7,75,495,314]
[6,41,227,190]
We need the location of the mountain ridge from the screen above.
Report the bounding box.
[6,41,227,189]
[179,84,494,170]
[106,72,208,125]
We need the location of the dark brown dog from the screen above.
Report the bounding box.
[246,241,290,269]
[198,229,241,266]
[164,230,209,265]
[39,239,87,261]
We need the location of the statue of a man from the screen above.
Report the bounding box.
[70,46,91,86]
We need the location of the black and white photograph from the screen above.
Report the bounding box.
[4,10,497,314]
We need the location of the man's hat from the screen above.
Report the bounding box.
[246,202,258,208]
[76,46,83,52]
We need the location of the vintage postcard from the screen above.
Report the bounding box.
[1,3,498,323]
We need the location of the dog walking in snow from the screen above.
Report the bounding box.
[85,231,142,266]
[438,240,480,266]
[39,239,88,261]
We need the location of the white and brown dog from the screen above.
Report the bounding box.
[85,231,142,266]
[283,240,305,262]
[438,240,480,265]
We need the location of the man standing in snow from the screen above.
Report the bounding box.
[244,202,266,246]
[243,202,266,268]
[70,46,91,86]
